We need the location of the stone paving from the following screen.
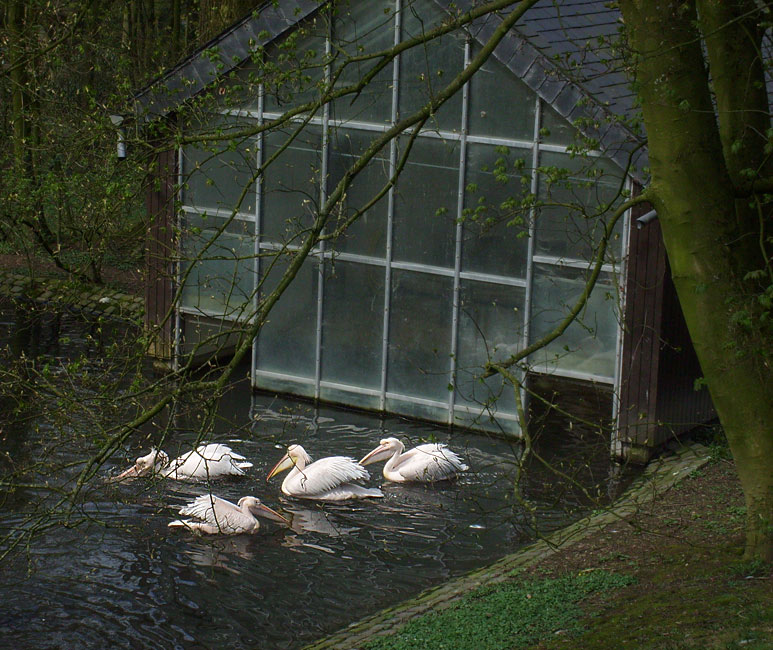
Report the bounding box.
[305,442,711,650]
[0,268,143,322]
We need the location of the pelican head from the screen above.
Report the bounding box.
[113,448,169,481]
[266,444,312,481]
[237,496,289,524]
[359,437,404,466]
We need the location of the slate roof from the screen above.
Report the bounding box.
[133,0,321,118]
[464,0,644,176]
[134,0,646,179]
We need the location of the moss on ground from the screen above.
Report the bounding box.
[362,571,635,650]
[531,544,772,649]
[527,453,773,650]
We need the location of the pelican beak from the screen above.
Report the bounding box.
[255,503,290,525]
[359,444,390,466]
[110,464,140,482]
[266,454,294,481]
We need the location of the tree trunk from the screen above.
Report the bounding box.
[8,0,29,171]
[620,0,773,561]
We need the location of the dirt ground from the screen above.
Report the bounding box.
[523,452,772,649]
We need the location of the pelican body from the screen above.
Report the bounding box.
[113,443,253,481]
[168,495,288,535]
[360,437,469,482]
[267,444,383,501]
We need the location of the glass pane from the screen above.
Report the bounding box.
[387,269,453,401]
[456,280,524,414]
[529,264,620,380]
[384,394,448,424]
[453,406,520,437]
[536,151,625,263]
[261,125,323,243]
[462,142,531,278]
[256,253,319,379]
[253,372,316,399]
[392,136,460,268]
[326,127,390,257]
[331,1,395,124]
[321,260,384,389]
[180,214,256,318]
[263,20,328,113]
[180,314,251,358]
[398,0,464,131]
[319,384,381,411]
[218,62,262,111]
[182,115,258,214]
[540,101,578,146]
[468,45,536,140]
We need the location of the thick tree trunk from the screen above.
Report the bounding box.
[620,0,773,560]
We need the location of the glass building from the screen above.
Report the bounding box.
[139,0,714,457]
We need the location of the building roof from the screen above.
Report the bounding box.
[134,0,646,178]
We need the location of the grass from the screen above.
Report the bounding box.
[362,570,635,650]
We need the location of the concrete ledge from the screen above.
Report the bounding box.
[305,442,711,650]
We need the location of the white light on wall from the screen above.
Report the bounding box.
[110,114,126,160]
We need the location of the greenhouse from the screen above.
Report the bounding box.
[139,0,714,459]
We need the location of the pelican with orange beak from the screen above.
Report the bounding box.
[168,494,288,535]
[112,443,252,481]
[267,444,383,501]
[359,437,468,483]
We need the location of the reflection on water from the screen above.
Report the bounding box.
[0,305,637,649]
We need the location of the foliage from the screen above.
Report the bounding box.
[0,0,202,283]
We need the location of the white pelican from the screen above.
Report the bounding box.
[359,437,469,482]
[168,494,288,535]
[266,444,383,501]
[112,443,253,481]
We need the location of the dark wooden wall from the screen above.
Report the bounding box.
[616,202,667,458]
[144,147,177,359]
[615,203,715,462]
[654,258,716,437]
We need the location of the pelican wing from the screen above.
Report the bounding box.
[177,494,255,533]
[289,456,369,496]
[167,443,252,479]
[196,443,248,461]
[396,444,468,481]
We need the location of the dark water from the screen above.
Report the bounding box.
[0,304,634,649]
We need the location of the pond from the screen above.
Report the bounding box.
[0,304,635,649]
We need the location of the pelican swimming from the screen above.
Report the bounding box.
[359,437,469,482]
[168,494,288,535]
[266,444,383,501]
[112,443,253,481]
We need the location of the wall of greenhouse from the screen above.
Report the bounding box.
[175,0,630,435]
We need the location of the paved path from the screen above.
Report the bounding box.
[305,442,710,649]
[0,269,143,321]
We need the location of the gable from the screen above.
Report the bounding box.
[134,0,646,179]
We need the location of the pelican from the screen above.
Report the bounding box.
[112,443,253,481]
[266,444,383,501]
[168,494,288,535]
[359,437,469,482]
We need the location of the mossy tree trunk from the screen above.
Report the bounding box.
[619,0,773,561]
